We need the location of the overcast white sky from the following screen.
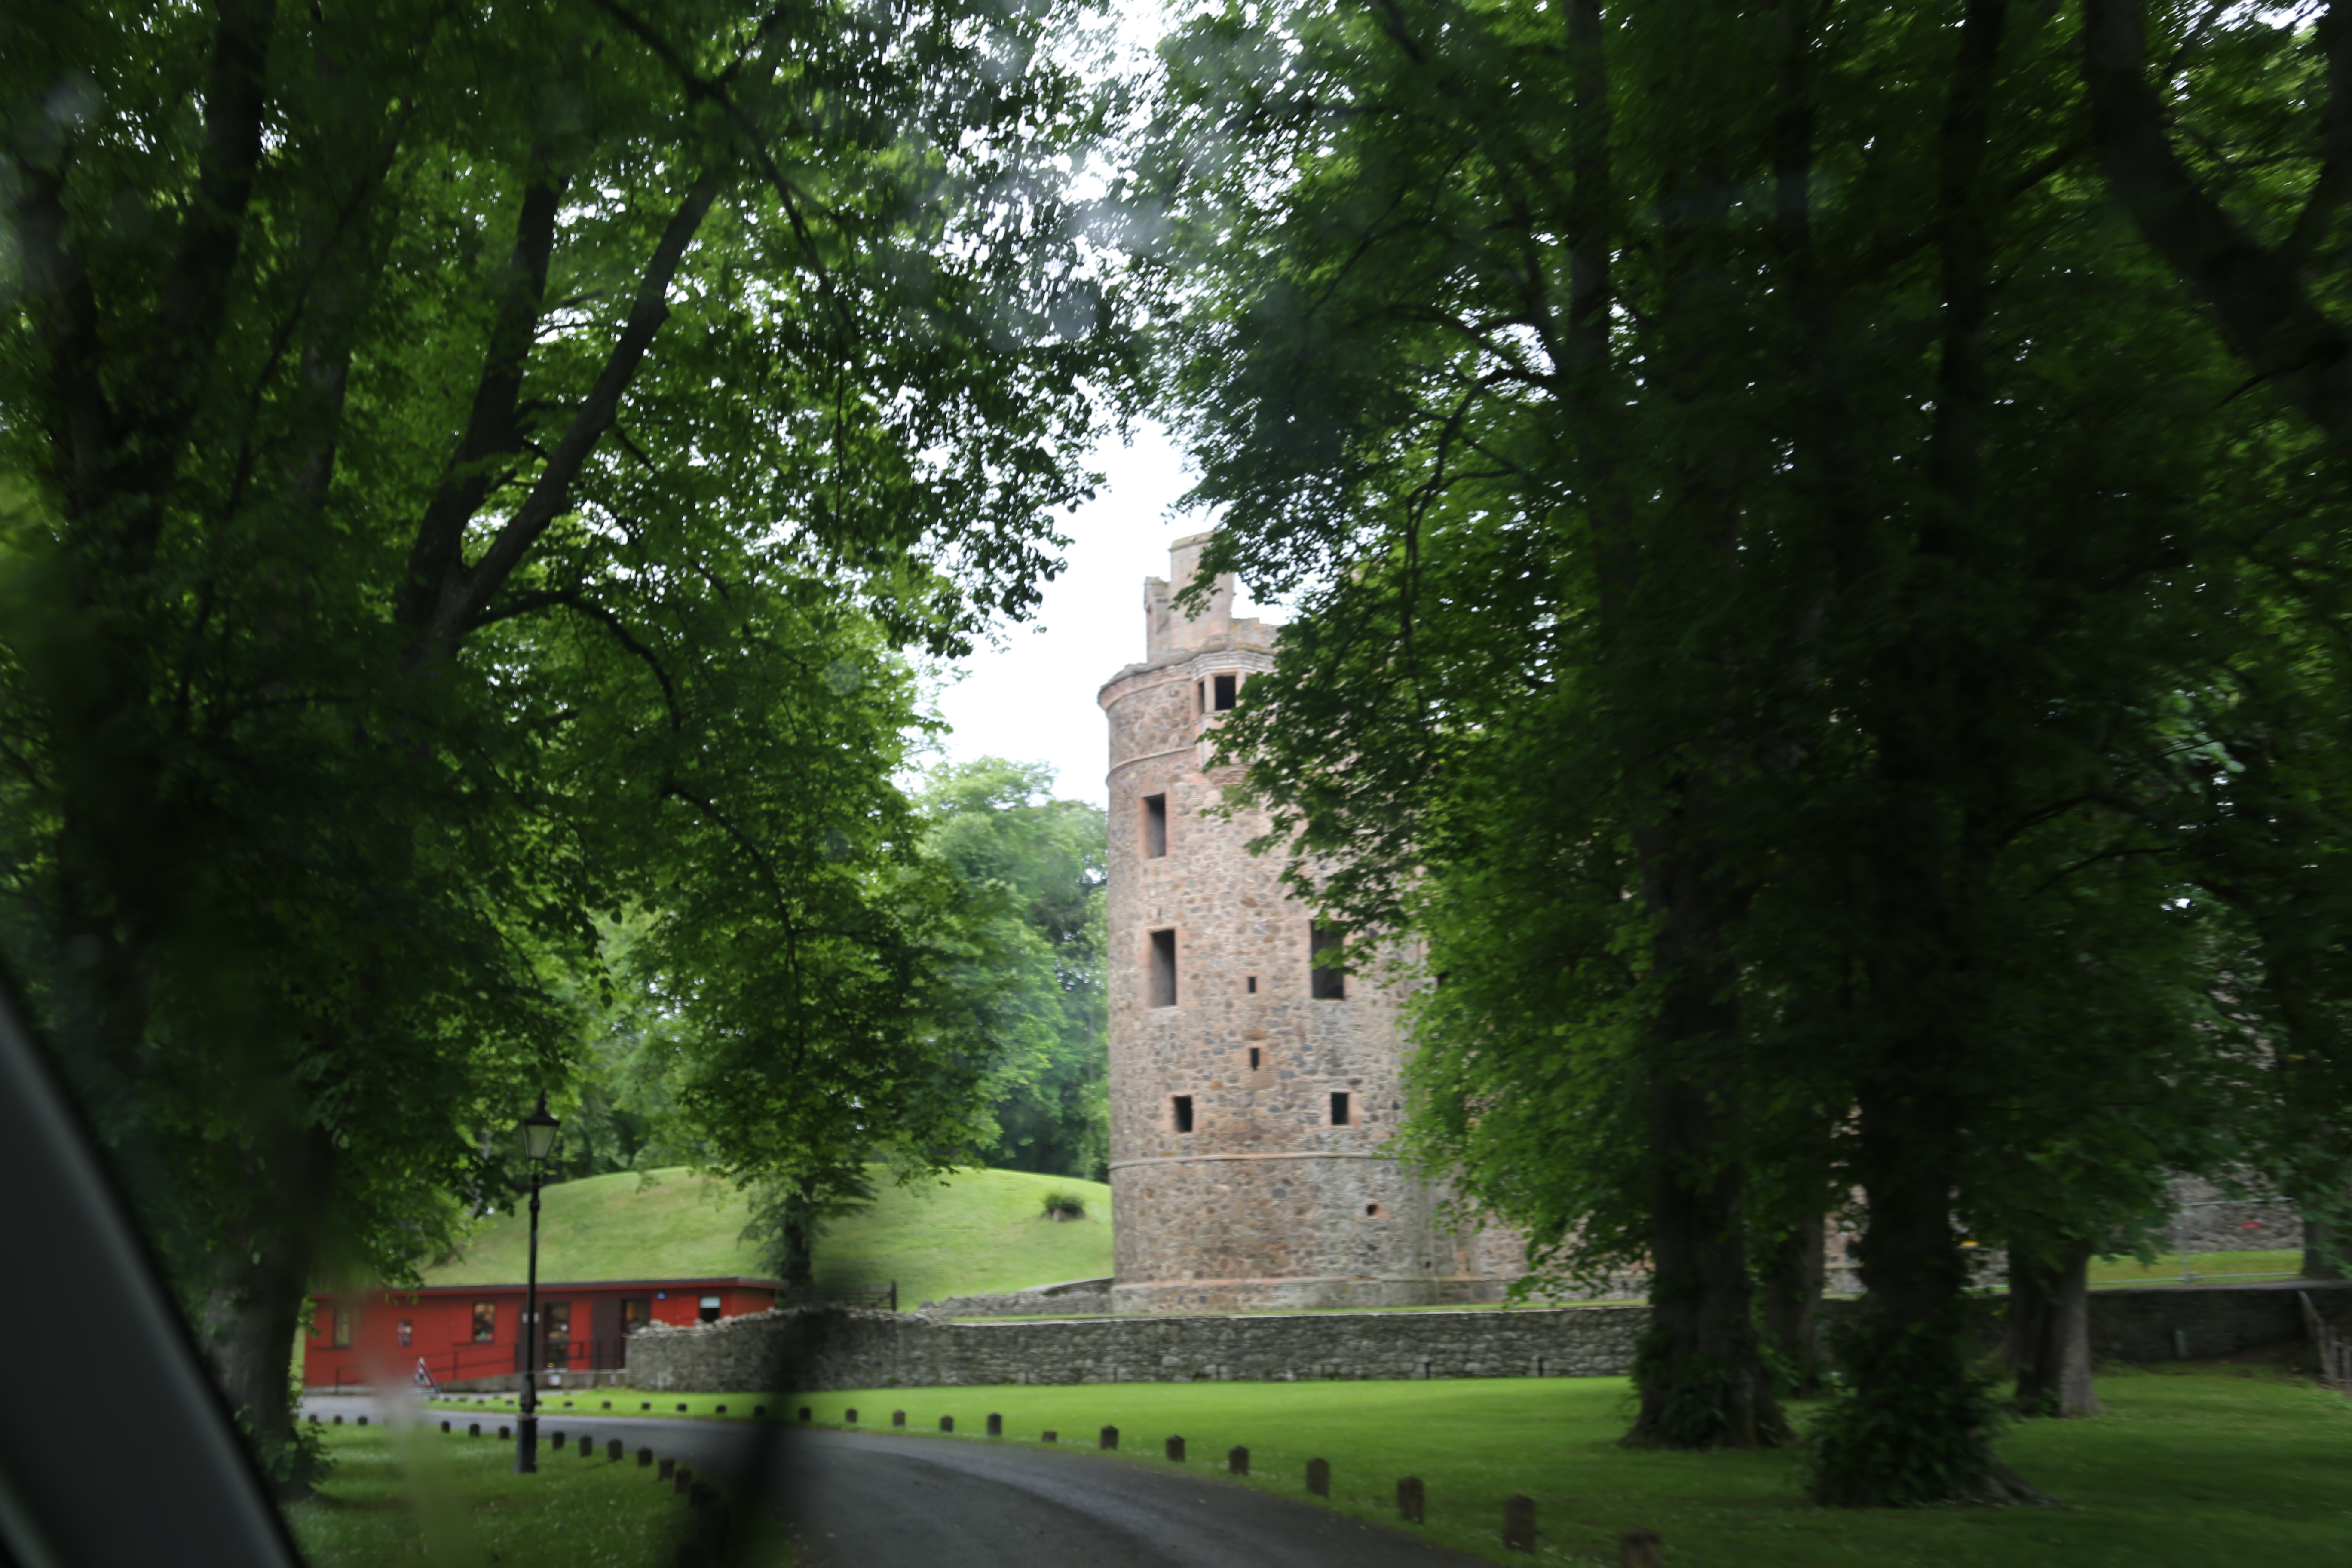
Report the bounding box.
[918,418,1282,807]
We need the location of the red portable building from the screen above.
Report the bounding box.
[303,1277,784,1390]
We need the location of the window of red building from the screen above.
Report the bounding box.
[472,1302,496,1343]
[545,1302,570,1368]
[622,1299,649,1334]
[397,1319,412,1347]
[332,1309,354,1349]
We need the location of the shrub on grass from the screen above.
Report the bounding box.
[1039,1190,1087,1221]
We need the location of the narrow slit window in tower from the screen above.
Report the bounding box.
[1310,921,1347,1000]
[1172,1094,1194,1133]
[1212,673,1238,710]
[1245,975,1257,994]
[1142,793,1168,858]
[1248,1046,1261,1070]
[1331,1090,1351,1126]
[1150,929,1178,1007]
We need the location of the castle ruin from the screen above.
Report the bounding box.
[1098,534,1520,1312]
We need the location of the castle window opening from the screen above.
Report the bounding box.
[1143,793,1168,858]
[1331,1091,1351,1126]
[1249,1047,1261,1070]
[1150,929,1179,1007]
[1366,1203,1385,1218]
[1310,922,1347,1000]
[1245,975,1257,994]
[1173,1094,1195,1133]
[1212,673,1238,710]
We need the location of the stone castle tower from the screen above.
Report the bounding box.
[1098,534,1517,1313]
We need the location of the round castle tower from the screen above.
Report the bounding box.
[1099,534,1514,1313]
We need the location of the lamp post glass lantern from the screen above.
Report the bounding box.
[515,1094,561,1473]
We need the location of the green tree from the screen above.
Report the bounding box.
[1140,0,2338,1501]
[920,756,1110,1180]
[2,0,1127,1488]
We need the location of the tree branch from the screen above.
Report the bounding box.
[469,588,684,734]
[122,0,281,547]
[420,165,730,660]
[2081,0,2352,443]
[397,149,567,631]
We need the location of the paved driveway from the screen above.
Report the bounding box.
[301,1393,1488,1567]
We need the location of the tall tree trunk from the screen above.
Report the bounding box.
[196,1121,336,1499]
[1622,801,1789,1449]
[782,1184,818,1293]
[2305,1215,2349,1281]
[1758,1214,1827,1399]
[2006,1242,2102,1416]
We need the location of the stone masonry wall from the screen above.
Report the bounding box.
[630,1303,1645,1392]
[625,1283,2352,1393]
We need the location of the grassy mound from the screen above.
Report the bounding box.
[424,1166,1112,1308]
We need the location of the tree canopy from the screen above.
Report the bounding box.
[1,0,1131,1489]
[1141,0,2352,1502]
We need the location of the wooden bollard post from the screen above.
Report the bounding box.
[440,1420,450,1433]
[1042,1430,1058,1443]
[603,1400,612,1410]
[578,1435,592,1457]
[892,1410,906,1428]
[607,1438,623,1462]
[642,1402,652,1411]
[714,1405,726,1416]
[690,1481,710,1510]
[1306,1458,1330,1497]
[1228,1445,1249,1476]
[673,1469,692,1496]
[356,1415,368,1427]
[986,1413,1003,1437]
[677,1403,689,1412]
[332,1414,343,1425]
[1100,1425,1118,1451]
[498,1426,510,1439]
[1503,1495,1537,1552]
[638,1447,653,1468]
[1398,1477,1425,1524]
[1620,1528,1663,1568]
[753,1406,765,1419]
[308,1414,319,1424]
[549,1430,564,1449]
[798,1406,812,1422]
[940,1415,955,1433]
[845,1409,858,1424]
[1165,1435,1186,1462]
[659,1458,675,1479]
[468,1423,481,1437]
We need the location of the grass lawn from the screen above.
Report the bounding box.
[285,1420,791,1567]
[2087,1247,2304,1286]
[679,1366,2350,1568]
[423,1165,1112,1307]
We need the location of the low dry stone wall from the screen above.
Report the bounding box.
[630,1302,1646,1392]
[626,1281,2352,1393]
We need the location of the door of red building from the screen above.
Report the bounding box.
[541,1299,571,1371]
[589,1296,621,1370]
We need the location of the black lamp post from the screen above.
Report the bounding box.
[514,1093,561,1474]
